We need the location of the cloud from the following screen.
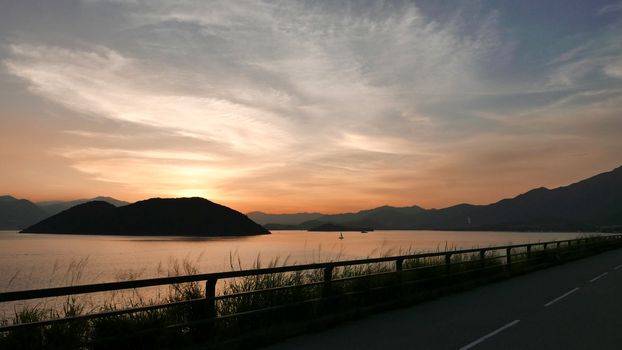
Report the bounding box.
[604,57,622,78]
[598,2,622,15]
[4,44,293,155]
[2,1,622,211]
[3,2,501,202]
[545,29,622,88]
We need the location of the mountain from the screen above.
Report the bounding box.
[314,205,425,228]
[250,205,425,227]
[10,165,622,233]
[261,166,622,232]
[0,196,47,230]
[0,195,129,230]
[307,223,374,232]
[406,165,622,231]
[22,197,270,236]
[247,211,323,225]
[37,196,129,216]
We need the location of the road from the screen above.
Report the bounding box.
[263,248,622,350]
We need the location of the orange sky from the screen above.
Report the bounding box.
[1,1,621,214]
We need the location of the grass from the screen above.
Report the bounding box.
[0,298,88,350]
[0,235,618,349]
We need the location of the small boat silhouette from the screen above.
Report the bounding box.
[339,232,344,240]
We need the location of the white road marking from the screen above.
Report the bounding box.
[614,264,622,270]
[459,320,520,350]
[544,287,580,307]
[590,272,608,283]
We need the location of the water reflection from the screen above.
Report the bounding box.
[0,230,587,292]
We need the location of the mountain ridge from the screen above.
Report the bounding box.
[22,197,270,236]
[4,166,622,232]
[37,196,130,216]
[262,166,622,232]
[0,196,47,230]
[0,196,129,230]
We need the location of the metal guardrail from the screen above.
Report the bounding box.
[1,234,621,337]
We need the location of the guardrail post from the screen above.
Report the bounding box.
[323,266,334,298]
[396,258,403,272]
[205,278,218,319]
[395,258,404,284]
[445,253,452,274]
[479,249,486,267]
[506,248,512,270]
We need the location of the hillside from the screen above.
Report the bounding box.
[406,165,622,231]
[22,197,270,236]
[0,196,47,230]
[254,205,425,228]
[262,166,622,232]
[247,211,323,225]
[37,196,130,216]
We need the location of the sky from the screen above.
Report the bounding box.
[1,0,621,213]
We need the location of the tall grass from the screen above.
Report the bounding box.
[0,236,615,349]
[0,256,209,350]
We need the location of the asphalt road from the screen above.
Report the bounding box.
[263,248,622,350]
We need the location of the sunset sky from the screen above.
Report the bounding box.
[1,0,622,213]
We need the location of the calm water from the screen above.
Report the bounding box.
[0,230,586,293]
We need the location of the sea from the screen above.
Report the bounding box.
[0,229,588,293]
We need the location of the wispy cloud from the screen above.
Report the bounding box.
[5,44,293,154]
[2,1,622,211]
[604,58,622,78]
[598,2,622,15]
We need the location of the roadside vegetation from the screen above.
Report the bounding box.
[0,235,618,349]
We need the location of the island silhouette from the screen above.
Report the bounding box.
[21,197,270,236]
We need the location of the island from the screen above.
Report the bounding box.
[21,197,270,236]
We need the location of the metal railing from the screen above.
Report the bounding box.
[1,234,621,342]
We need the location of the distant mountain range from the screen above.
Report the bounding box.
[22,197,269,236]
[3,166,622,232]
[246,212,324,225]
[0,195,47,230]
[0,196,128,230]
[249,205,425,230]
[251,166,622,232]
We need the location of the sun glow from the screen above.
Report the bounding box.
[1,1,621,212]
[169,188,216,200]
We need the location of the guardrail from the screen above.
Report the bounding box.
[2,234,622,346]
